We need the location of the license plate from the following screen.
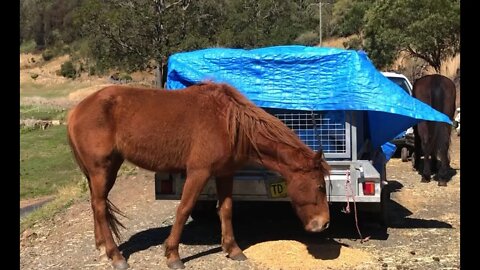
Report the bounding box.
[270,182,287,198]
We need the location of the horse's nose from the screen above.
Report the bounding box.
[305,217,330,232]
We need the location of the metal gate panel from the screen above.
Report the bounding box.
[266,109,352,159]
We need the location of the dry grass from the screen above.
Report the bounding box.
[391,52,460,80]
[424,54,460,79]
[20,181,88,234]
[321,36,350,49]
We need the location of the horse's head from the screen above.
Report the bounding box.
[287,151,330,233]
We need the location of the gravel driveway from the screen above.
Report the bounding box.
[20,135,460,270]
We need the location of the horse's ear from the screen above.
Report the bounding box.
[313,149,324,168]
[314,149,330,175]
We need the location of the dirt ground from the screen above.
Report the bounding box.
[20,134,460,270]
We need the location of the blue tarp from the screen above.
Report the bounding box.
[165,45,451,149]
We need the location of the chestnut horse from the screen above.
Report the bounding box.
[67,82,330,269]
[413,74,456,186]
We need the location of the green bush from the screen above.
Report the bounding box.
[294,31,320,46]
[20,40,37,54]
[119,72,133,81]
[59,61,77,79]
[88,66,96,76]
[42,49,55,61]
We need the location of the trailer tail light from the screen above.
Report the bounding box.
[160,179,173,194]
[156,173,174,194]
[363,181,375,195]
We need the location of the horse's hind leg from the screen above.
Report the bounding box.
[421,142,432,183]
[413,125,422,171]
[215,175,246,261]
[88,154,128,270]
[89,155,123,260]
[164,169,211,269]
[437,125,452,186]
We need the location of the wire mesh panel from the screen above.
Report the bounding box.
[265,109,351,158]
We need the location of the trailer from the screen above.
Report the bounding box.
[154,46,452,224]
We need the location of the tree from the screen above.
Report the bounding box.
[331,0,374,37]
[363,0,460,72]
[20,0,83,49]
[76,0,320,81]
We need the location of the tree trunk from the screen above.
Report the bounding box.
[155,66,162,87]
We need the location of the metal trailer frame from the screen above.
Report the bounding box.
[155,109,388,215]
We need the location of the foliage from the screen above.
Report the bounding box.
[41,49,55,61]
[73,0,320,77]
[119,72,133,81]
[363,0,460,71]
[20,0,83,48]
[331,0,374,37]
[295,31,321,46]
[59,61,77,79]
[20,40,37,53]
[20,0,460,74]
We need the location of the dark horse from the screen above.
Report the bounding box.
[67,82,331,269]
[413,74,456,186]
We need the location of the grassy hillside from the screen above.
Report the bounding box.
[20,125,81,199]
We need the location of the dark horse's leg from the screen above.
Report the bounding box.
[419,127,432,183]
[164,169,211,269]
[215,175,247,261]
[413,125,422,171]
[437,124,452,186]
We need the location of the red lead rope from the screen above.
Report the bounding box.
[342,171,370,243]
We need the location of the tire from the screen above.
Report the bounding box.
[190,200,218,222]
[401,147,409,162]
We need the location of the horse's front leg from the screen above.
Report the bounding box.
[215,175,247,260]
[164,169,211,269]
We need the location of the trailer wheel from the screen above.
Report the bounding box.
[401,147,409,162]
[190,200,218,222]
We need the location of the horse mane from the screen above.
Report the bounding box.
[201,82,314,163]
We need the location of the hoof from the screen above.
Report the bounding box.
[420,177,430,183]
[112,259,129,270]
[229,252,248,261]
[438,181,447,187]
[167,260,185,269]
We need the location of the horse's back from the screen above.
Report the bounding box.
[67,84,231,172]
[413,74,456,119]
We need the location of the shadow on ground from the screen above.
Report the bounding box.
[119,182,452,262]
[412,158,458,185]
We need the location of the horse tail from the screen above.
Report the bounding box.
[431,76,445,115]
[106,198,127,241]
